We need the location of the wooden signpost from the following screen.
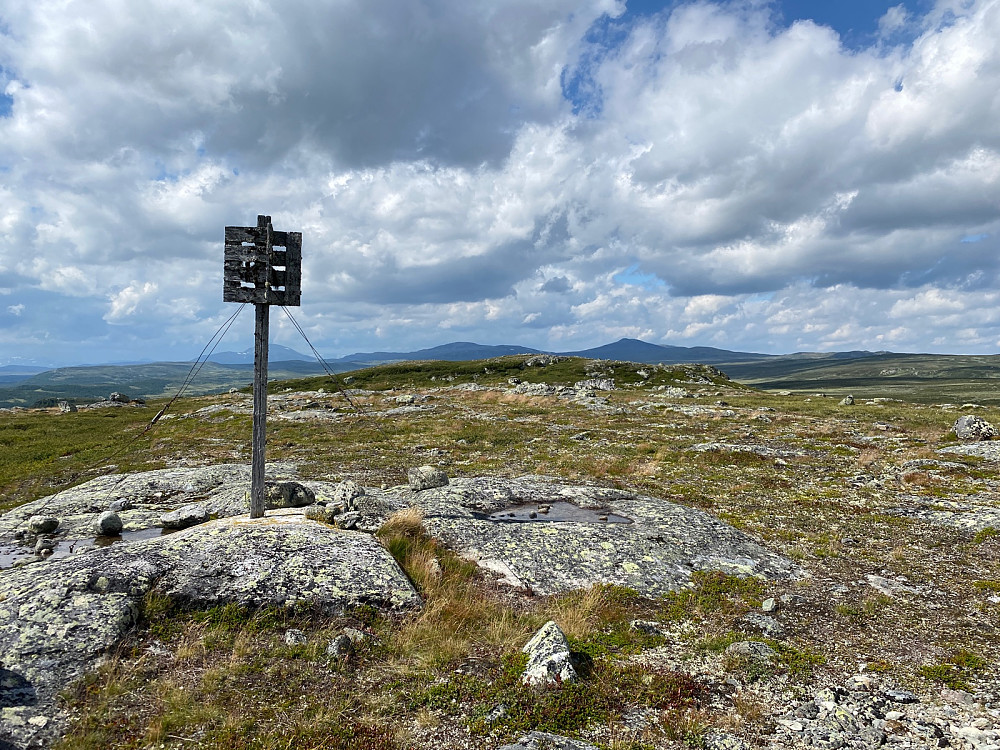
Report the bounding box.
[224,215,302,518]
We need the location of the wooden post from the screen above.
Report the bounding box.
[223,214,302,519]
[250,301,269,518]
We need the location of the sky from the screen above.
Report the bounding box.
[1,0,999,366]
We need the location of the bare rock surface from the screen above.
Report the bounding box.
[499,732,599,750]
[0,510,419,749]
[940,442,1000,460]
[380,475,803,596]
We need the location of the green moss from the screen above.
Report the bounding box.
[660,571,765,621]
[919,649,989,690]
[973,527,999,544]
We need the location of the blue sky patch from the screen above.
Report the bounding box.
[0,65,12,117]
[614,263,668,289]
[560,13,630,116]
[961,233,990,243]
[621,1,931,49]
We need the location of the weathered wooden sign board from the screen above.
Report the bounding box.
[223,215,302,518]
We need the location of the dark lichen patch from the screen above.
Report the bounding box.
[486,502,632,525]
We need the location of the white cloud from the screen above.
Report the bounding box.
[7,304,24,317]
[105,282,159,323]
[1,0,999,364]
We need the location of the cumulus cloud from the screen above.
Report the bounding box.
[0,0,999,365]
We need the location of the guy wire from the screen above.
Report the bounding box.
[279,306,385,431]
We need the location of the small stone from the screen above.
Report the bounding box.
[848,673,876,691]
[109,391,130,403]
[304,505,338,524]
[761,597,778,612]
[738,612,785,639]
[332,480,365,509]
[34,538,55,554]
[521,621,577,687]
[108,498,133,512]
[96,511,123,535]
[954,415,997,442]
[342,627,368,644]
[161,504,210,530]
[839,395,855,406]
[284,629,307,646]
[941,687,975,705]
[885,711,905,721]
[630,620,665,635]
[725,640,777,660]
[485,703,509,725]
[883,688,919,704]
[408,465,449,491]
[778,719,805,732]
[334,511,360,530]
[265,481,316,509]
[326,634,354,658]
[28,515,60,534]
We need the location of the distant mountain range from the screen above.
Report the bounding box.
[208,344,315,365]
[205,338,780,367]
[4,337,1000,408]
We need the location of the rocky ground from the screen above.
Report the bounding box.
[0,356,998,749]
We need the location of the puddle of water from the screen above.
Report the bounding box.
[92,526,170,547]
[486,501,632,524]
[1,527,173,569]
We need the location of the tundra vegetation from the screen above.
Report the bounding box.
[1,354,998,749]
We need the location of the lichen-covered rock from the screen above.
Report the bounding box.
[954,415,997,442]
[382,476,803,596]
[305,504,338,524]
[839,395,855,406]
[521,620,577,687]
[408,465,449,491]
[265,481,316,508]
[0,511,419,749]
[574,378,615,391]
[326,634,354,658]
[160,503,209,530]
[334,511,361,530]
[27,516,59,534]
[329,479,365,510]
[499,731,598,750]
[284,629,307,646]
[95,511,123,535]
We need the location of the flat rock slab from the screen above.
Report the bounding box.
[0,463,350,565]
[888,494,1000,533]
[939,443,1000,460]
[383,476,803,596]
[0,511,418,750]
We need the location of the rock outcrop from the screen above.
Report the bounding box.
[383,475,803,596]
[953,414,997,442]
[0,510,419,749]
